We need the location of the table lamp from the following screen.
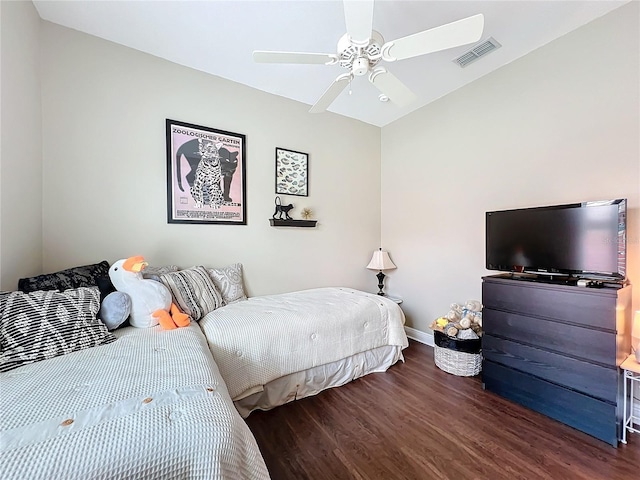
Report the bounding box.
[366,248,396,296]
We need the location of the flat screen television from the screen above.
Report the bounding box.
[485,199,627,280]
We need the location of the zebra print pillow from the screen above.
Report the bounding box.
[158,266,223,321]
[0,287,115,373]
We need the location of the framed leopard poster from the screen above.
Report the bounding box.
[275,147,308,197]
[166,119,246,225]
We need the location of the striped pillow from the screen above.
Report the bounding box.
[158,266,223,321]
[0,287,115,372]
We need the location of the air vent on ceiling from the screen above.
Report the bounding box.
[453,37,502,68]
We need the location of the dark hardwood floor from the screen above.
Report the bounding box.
[245,340,640,480]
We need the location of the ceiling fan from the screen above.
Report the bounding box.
[253,0,484,113]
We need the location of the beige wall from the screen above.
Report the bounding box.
[2,3,638,339]
[0,0,43,290]
[381,2,640,340]
[38,22,381,297]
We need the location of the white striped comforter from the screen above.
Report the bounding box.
[0,324,269,479]
[199,287,408,400]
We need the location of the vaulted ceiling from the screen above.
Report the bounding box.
[33,1,628,127]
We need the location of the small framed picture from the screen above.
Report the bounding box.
[275,147,308,197]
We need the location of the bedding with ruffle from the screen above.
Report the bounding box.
[199,287,408,401]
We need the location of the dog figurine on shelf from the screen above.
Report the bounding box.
[273,196,294,220]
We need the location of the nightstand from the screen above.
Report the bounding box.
[384,296,403,305]
[621,354,640,444]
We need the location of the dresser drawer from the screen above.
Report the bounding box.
[482,280,617,331]
[483,308,617,366]
[483,360,618,446]
[483,335,618,402]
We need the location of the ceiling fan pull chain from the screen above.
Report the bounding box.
[349,76,352,95]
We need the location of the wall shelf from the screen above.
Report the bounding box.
[269,219,317,228]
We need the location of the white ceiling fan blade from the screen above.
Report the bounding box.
[343,0,374,44]
[369,68,416,107]
[309,73,352,113]
[382,14,484,61]
[253,51,338,65]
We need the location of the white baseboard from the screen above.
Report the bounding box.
[405,327,434,347]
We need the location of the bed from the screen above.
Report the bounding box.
[0,324,269,480]
[199,287,408,417]
[1,263,405,478]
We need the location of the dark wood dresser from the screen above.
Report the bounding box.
[482,274,632,446]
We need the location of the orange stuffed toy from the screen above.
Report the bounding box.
[109,256,189,330]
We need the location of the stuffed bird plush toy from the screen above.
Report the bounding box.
[109,256,190,330]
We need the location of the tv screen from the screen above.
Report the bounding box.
[486,199,626,279]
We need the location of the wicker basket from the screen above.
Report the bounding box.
[433,330,482,376]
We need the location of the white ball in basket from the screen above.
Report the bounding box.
[457,328,479,340]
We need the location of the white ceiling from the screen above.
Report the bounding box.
[32,0,628,127]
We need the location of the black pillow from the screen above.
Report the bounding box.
[96,275,116,301]
[18,261,114,298]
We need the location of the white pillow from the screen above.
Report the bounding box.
[207,263,247,305]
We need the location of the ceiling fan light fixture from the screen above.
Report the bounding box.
[352,57,369,76]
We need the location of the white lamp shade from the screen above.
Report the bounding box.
[366,249,397,271]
